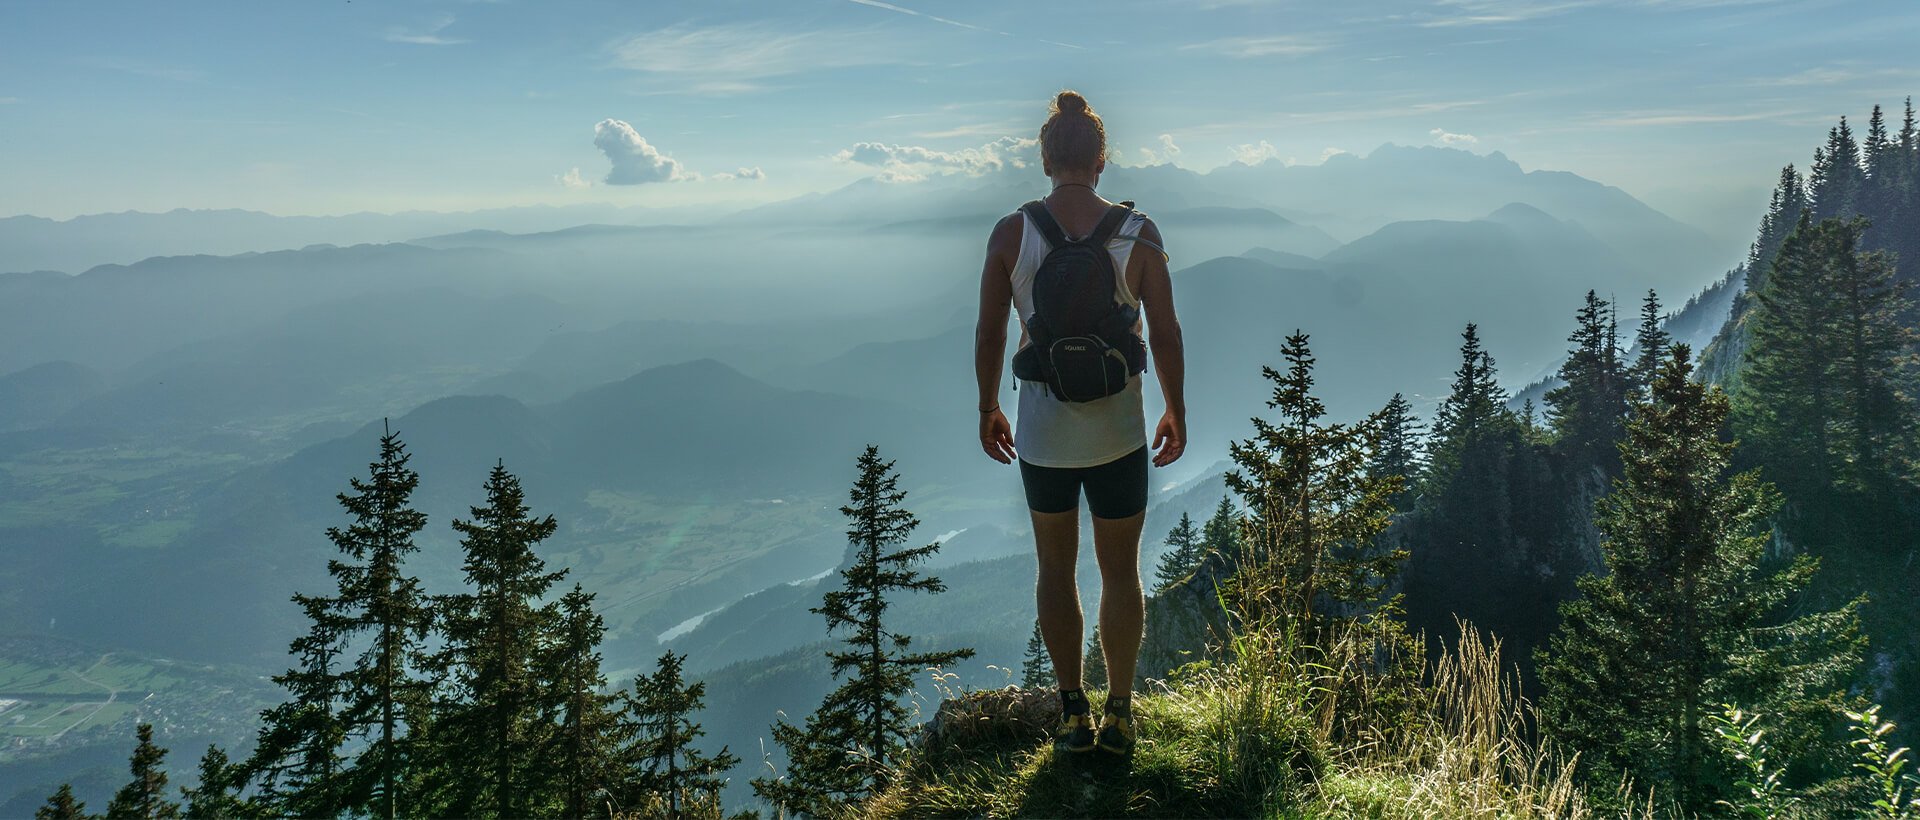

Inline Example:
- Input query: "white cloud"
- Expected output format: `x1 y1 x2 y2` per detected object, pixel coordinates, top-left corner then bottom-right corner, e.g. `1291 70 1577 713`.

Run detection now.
1589 109 1802 127
79 57 205 82
1182 35 1330 58
386 14 467 46
594 119 693 185
844 0 999 34
712 167 767 182
1320 147 1350 163
557 168 591 189
610 23 899 92
1418 0 1788 27
1229 140 1285 165
1430 127 1480 145
835 136 1037 180
1136 134 1182 165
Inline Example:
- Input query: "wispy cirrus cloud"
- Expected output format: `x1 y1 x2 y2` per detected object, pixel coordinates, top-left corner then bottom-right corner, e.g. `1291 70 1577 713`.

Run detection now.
78 57 205 82
842 0 1084 49
385 14 467 46
1587 108 1806 127
844 0 1000 34
1419 0 1792 27
610 23 901 94
1748 64 1920 88
1183 34 1331 58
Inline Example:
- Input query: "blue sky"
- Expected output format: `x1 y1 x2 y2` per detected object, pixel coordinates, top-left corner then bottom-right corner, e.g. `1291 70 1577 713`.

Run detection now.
3 0 1916 231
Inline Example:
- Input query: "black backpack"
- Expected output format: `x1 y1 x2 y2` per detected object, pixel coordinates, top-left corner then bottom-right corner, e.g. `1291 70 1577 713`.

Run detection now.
1011 199 1147 402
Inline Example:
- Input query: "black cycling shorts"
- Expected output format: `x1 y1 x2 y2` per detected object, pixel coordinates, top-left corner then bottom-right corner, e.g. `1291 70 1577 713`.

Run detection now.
1018 446 1149 519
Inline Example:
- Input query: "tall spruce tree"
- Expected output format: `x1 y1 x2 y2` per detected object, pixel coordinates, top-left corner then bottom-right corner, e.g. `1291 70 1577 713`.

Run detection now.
106 723 181 820
1223 331 1407 631
547 584 621 819
1224 331 1418 740
1083 626 1108 690
35 785 85 820
245 593 347 817
1410 323 1567 673
422 462 566 818
1809 118 1864 221
1752 165 1810 280
1628 289 1671 401
1152 512 1203 593
1539 346 1865 813
179 745 248 819
753 446 974 816
1430 323 1508 447
1546 290 1629 477
322 423 433 819
1200 494 1240 563
617 651 738 818
1020 621 1050 688
1735 214 1915 538
1367 392 1424 509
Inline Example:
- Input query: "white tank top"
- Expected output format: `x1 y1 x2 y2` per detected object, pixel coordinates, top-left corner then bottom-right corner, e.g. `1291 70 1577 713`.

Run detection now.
1010 205 1150 469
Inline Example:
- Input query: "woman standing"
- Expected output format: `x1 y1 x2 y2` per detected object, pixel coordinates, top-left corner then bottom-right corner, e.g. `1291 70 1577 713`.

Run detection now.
973 90 1186 756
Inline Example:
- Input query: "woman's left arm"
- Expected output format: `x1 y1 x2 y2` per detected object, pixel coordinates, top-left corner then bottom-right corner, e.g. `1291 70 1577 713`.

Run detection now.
1134 219 1185 467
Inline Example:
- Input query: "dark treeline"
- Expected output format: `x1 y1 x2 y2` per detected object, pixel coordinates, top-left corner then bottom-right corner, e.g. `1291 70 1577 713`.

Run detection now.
42 426 759 819
49 99 1920 819
46 442 970 820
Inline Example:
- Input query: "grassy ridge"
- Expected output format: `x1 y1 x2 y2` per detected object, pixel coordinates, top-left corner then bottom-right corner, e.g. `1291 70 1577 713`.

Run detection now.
865 625 1627 819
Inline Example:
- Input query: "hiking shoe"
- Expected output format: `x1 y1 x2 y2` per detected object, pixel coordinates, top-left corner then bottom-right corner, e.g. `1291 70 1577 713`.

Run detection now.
1055 712 1097 753
1096 712 1135 755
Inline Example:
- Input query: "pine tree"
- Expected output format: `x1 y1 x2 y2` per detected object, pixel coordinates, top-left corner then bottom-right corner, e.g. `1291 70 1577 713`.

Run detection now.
547 584 620 819
1546 290 1629 476
322 423 433 819
1083 626 1108 690
1735 214 1915 538
106 723 181 819
422 462 566 818
1750 165 1809 280
753 446 974 816
1152 512 1203 593
1020 621 1050 688
1538 346 1865 813
1628 289 1671 401
1367 392 1424 508
1199 494 1240 563
1409 323 1569 670
1813 118 1865 220
245 593 347 817
35 785 85 820
179 745 247 819
617 651 739 818
1224 331 1418 740
1224 332 1407 631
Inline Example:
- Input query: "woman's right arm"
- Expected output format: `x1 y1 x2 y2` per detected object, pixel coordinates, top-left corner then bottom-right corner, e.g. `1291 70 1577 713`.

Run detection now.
975 214 1021 464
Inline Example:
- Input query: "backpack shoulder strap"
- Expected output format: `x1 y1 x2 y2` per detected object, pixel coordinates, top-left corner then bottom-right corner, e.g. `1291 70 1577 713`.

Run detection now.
1020 200 1069 249
1087 201 1135 248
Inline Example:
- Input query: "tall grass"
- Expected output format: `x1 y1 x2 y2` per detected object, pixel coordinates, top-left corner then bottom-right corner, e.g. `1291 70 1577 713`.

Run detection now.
1311 620 1653 819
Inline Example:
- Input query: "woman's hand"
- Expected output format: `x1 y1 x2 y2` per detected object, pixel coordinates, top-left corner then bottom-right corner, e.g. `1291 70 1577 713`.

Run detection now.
1151 410 1186 467
980 407 1017 464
